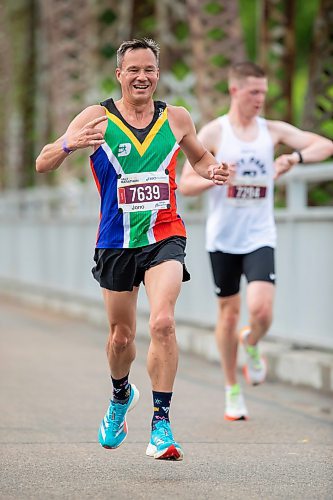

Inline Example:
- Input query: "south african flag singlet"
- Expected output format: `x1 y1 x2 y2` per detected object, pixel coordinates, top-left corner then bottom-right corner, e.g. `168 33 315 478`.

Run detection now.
90 98 186 249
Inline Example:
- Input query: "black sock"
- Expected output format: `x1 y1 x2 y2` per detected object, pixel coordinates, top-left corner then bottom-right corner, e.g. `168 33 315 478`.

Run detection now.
111 373 130 403
152 391 172 429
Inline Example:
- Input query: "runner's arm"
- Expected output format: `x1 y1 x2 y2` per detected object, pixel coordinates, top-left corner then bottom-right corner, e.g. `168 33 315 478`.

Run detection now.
36 106 107 173
179 122 220 196
268 121 333 179
168 106 229 186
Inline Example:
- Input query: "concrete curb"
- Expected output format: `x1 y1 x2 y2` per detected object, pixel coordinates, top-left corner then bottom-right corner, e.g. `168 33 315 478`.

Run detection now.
136 316 333 394
2 289 333 394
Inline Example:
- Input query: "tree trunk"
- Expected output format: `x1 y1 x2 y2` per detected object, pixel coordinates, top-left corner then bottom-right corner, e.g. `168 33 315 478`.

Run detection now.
186 0 246 125
0 0 13 189
258 0 296 122
302 0 333 137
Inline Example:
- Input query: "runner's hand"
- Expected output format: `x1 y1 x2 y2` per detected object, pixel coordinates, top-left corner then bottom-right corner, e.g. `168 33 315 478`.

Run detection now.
66 116 107 151
274 153 299 179
208 162 230 185
225 163 237 184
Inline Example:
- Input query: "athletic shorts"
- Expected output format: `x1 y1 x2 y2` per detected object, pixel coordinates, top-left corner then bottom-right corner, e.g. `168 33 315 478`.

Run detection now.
209 246 275 297
92 236 190 292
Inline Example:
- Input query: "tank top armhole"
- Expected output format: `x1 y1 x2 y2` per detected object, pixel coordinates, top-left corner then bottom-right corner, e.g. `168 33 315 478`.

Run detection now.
214 115 228 160
256 117 274 150
99 97 115 113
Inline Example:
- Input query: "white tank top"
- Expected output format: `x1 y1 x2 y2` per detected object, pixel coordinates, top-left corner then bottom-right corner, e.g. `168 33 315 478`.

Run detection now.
206 114 276 253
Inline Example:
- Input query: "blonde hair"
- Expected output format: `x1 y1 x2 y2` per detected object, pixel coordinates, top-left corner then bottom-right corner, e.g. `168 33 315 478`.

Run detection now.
228 62 266 84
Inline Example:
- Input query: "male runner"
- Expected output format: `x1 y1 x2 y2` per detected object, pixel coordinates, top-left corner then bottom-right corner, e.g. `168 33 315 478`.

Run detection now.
36 38 229 460
179 61 333 421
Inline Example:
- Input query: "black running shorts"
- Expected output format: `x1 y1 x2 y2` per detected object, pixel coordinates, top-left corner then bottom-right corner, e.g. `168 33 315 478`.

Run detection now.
209 246 275 297
92 236 190 292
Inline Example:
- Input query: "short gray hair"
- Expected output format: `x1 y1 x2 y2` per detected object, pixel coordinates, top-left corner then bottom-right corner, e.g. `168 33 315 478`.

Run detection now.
117 38 160 68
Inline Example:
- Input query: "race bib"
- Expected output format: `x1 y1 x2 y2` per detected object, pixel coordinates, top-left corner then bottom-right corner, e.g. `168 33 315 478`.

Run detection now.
117 171 170 212
227 177 268 207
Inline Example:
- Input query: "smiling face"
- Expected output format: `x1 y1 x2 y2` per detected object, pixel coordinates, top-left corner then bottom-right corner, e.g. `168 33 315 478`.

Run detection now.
115 48 159 105
230 76 268 118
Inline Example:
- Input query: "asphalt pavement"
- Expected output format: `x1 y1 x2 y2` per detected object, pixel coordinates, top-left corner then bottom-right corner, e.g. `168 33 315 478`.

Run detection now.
1 297 332 499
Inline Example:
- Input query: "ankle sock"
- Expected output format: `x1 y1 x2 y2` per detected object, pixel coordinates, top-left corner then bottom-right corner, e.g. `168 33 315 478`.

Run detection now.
152 391 172 429
111 373 130 403
225 383 241 396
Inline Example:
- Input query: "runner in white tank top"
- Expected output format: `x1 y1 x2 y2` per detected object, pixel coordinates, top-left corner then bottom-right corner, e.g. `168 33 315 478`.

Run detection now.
206 114 275 254
179 62 333 421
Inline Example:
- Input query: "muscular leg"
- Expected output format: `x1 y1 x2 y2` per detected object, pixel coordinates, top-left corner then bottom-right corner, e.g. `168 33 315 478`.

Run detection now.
246 281 275 345
144 260 184 461
215 293 241 386
102 288 139 379
144 260 183 391
98 288 140 450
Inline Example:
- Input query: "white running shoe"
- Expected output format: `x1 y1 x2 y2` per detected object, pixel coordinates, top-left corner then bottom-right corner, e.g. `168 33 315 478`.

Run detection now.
240 327 267 386
224 384 248 421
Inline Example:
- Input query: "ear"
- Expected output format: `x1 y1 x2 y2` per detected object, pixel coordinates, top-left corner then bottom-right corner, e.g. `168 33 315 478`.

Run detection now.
229 84 237 96
115 67 121 83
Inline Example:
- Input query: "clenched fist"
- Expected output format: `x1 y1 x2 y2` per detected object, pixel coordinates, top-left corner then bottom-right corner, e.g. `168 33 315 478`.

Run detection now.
208 162 230 185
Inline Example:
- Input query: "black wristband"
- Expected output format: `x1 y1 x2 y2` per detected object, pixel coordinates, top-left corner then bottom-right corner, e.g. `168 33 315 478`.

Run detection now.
295 150 304 163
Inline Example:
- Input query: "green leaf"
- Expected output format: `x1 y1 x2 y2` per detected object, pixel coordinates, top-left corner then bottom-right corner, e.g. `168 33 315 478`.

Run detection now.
171 61 190 80
100 44 116 59
210 54 228 67
207 27 225 41
204 2 223 15
99 9 117 25
101 77 118 94
175 21 189 41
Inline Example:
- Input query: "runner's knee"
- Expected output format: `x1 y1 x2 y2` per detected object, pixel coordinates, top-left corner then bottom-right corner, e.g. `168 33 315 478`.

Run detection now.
218 301 240 331
251 304 272 329
108 324 135 353
149 313 175 342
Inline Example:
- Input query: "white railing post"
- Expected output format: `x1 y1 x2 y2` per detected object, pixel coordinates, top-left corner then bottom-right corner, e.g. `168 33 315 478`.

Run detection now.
278 163 333 212
286 178 307 211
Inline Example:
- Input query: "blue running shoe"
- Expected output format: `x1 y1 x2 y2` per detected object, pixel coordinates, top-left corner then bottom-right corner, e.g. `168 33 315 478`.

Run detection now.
98 384 139 449
146 420 184 460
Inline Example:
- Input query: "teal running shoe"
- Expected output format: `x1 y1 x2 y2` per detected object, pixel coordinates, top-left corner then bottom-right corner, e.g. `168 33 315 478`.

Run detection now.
146 420 184 460
98 384 139 449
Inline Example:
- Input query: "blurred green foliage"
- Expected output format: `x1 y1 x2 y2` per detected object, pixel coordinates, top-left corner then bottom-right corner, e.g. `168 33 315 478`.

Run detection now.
204 2 223 15
174 21 189 41
172 61 191 81
308 182 333 207
239 0 332 207
238 0 258 61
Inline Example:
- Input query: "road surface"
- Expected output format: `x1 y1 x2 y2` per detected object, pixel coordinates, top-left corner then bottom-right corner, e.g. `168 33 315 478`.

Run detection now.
1 297 332 499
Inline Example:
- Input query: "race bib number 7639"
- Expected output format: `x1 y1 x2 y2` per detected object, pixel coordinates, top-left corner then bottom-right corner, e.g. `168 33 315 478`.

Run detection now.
117 171 170 212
